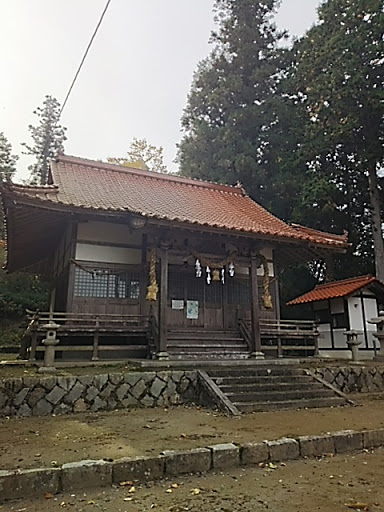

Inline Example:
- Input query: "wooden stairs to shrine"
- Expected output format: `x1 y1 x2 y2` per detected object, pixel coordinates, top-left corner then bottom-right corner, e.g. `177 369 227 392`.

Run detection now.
205 366 348 413
167 328 250 360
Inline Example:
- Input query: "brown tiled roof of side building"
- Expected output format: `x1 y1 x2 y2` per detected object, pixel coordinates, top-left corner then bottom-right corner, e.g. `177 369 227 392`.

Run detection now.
7 154 348 248
287 275 381 305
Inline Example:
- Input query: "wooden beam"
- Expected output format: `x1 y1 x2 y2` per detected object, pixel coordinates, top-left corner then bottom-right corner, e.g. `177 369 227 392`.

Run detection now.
158 245 169 359
249 253 264 359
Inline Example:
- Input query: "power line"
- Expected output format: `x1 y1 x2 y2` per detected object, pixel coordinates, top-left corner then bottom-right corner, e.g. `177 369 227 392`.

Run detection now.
60 0 112 116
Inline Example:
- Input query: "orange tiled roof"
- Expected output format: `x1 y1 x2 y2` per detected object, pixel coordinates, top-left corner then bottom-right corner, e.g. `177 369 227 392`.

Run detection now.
287 275 381 305
7 155 348 247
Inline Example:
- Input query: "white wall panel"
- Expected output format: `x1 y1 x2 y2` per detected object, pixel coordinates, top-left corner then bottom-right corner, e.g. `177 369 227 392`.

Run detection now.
77 221 142 245
75 243 141 264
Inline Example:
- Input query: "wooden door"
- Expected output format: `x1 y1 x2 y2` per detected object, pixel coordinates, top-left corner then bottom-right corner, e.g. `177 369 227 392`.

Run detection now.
168 266 230 329
204 280 223 328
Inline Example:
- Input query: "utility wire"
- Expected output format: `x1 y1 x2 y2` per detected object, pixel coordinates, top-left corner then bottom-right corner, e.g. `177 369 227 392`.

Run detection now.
60 0 112 115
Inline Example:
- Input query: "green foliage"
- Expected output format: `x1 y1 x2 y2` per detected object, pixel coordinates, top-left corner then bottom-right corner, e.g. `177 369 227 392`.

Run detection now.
287 0 384 279
0 243 48 318
22 95 67 185
0 132 18 239
0 132 18 183
108 138 168 173
178 0 288 206
279 265 317 320
0 318 25 347
178 0 383 283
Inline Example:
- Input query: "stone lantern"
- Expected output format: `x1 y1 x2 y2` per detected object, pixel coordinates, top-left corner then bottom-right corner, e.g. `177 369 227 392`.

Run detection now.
38 321 60 373
368 310 384 361
343 330 362 362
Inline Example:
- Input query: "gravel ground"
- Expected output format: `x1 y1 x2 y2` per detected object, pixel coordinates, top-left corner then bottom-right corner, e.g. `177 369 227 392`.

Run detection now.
1 393 384 471
1 449 383 511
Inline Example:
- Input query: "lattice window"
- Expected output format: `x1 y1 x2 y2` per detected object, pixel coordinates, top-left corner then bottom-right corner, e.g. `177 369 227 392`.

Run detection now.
205 282 222 305
227 279 250 305
74 267 140 299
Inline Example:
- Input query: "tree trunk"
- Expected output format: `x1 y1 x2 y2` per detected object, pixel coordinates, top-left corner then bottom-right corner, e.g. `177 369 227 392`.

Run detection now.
367 163 384 282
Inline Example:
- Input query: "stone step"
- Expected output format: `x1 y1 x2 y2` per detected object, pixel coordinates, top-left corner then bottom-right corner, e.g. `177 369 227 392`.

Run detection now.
167 341 247 349
235 396 346 413
168 343 248 351
213 375 313 385
208 367 305 378
218 381 325 393
169 353 250 360
167 334 242 341
227 388 336 403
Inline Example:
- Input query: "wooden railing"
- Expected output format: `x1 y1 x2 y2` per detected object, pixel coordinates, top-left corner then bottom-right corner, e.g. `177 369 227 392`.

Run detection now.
240 318 319 358
238 318 252 352
24 310 150 361
148 310 160 355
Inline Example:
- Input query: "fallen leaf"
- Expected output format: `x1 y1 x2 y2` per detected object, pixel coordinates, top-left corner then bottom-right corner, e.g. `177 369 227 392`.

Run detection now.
166 489 173 493
128 486 136 493
87 499 96 505
124 497 133 502
44 492 54 499
171 483 179 489
119 480 133 487
345 504 370 511
191 488 201 495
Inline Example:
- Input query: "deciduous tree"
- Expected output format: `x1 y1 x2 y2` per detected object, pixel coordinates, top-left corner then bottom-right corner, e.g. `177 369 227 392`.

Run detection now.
108 138 167 173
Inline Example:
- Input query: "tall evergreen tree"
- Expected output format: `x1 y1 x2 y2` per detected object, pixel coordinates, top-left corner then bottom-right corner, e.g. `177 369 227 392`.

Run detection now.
23 95 67 185
178 0 288 206
0 132 18 183
0 133 18 239
289 0 384 280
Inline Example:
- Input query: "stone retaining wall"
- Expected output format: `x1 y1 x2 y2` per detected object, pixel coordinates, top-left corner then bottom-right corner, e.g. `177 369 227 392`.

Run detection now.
314 366 384 393
0 371 197 417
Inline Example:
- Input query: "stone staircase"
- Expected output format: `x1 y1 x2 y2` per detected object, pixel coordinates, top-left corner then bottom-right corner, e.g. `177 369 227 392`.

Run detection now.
167 329 249 360
207 366 347 413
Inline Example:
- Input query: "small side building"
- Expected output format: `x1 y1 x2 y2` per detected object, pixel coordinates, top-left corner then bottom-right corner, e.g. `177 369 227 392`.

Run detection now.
287 275 384 359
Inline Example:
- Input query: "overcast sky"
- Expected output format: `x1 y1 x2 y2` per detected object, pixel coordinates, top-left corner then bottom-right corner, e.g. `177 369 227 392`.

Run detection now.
0 0 322 181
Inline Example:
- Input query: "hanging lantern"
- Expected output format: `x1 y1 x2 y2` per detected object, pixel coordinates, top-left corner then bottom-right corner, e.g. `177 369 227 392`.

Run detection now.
206 266 211 285
212 269 220 282
228 262 235 277
195 259 202 278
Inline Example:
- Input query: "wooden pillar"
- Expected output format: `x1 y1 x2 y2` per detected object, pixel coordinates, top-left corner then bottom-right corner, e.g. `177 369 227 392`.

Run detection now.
249 254 264 359
49 287 56 320
157 246 169 359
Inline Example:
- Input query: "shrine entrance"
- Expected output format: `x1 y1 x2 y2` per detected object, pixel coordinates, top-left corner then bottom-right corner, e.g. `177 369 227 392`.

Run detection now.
167 265 249 330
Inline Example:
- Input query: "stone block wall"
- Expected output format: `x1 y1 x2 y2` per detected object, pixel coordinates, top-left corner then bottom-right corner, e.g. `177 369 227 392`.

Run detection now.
314 366 384 393
0 370 197 417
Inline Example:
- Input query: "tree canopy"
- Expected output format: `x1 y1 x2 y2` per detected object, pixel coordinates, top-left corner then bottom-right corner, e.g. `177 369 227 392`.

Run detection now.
108 138 167 173
178 0 288 207
178 0 384 281
0 132 18 184
286 0 384 280
23 95 67 185
0 132 18 239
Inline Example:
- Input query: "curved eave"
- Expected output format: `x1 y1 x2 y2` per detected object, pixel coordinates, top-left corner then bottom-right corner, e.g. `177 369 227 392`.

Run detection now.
4 191 349 252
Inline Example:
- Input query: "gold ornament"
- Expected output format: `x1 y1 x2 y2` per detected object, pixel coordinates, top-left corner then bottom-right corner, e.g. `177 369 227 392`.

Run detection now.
212 269 220 281
146 249 158 301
